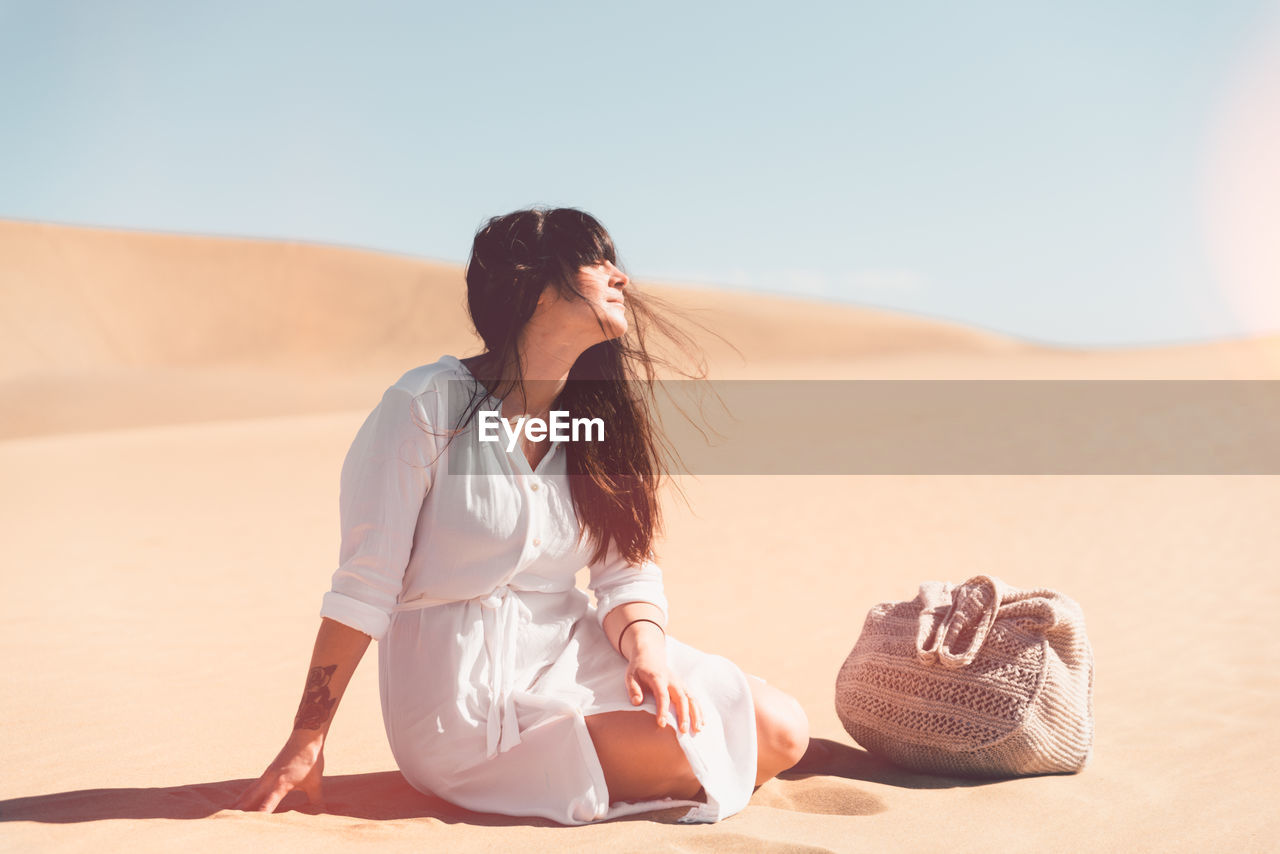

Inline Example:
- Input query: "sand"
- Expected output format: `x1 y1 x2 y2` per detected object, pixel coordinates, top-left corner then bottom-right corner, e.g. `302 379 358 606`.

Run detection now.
2 218 1278 853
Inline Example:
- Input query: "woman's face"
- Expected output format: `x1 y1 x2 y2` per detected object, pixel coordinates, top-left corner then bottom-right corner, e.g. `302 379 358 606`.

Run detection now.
535 259 630 344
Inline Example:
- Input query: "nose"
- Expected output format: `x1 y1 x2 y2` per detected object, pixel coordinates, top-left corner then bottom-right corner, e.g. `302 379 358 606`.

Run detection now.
606 261 629 288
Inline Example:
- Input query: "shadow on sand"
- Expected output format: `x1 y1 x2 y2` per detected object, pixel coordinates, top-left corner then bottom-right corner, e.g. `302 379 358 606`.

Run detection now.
0 737 1005 827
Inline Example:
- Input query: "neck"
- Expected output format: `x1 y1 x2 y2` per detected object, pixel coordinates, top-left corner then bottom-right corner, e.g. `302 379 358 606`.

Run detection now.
492 334 586 419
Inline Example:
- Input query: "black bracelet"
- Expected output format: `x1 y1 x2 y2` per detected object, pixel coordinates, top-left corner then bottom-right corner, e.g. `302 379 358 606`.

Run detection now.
616 617 665 654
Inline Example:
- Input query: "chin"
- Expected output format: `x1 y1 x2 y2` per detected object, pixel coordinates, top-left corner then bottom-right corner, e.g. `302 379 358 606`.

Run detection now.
583 305 627 343
594 313 627 341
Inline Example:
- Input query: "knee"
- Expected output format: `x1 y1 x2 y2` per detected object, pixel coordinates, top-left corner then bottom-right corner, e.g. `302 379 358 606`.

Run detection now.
761 694 810 770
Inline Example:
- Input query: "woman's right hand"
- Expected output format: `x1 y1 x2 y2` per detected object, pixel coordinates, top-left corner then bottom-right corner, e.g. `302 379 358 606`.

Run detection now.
232 731 327 813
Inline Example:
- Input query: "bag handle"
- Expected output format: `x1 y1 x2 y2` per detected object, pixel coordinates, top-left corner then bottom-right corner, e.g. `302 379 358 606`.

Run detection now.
915 575 1003 669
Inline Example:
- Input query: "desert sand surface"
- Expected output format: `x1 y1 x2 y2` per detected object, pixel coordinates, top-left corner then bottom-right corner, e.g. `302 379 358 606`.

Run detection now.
2 219 1278 853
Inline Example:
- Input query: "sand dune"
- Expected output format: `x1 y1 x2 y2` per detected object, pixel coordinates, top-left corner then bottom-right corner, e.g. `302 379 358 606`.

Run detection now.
2 219 1277 852
0 219 1032 377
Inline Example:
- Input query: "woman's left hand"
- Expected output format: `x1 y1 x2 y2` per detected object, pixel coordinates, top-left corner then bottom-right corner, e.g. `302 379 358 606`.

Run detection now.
625 646 704 735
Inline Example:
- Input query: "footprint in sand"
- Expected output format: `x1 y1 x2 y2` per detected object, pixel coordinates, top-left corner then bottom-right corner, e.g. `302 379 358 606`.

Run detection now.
665 833 837 854
749 776 886 816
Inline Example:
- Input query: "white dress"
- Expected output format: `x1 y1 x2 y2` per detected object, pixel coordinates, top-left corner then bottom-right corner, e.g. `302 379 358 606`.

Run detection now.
318 354 761 825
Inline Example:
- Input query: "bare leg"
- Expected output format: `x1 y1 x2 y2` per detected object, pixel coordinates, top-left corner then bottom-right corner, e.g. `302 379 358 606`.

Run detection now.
748 678 811 786
584 679 810 803
583 710 704 803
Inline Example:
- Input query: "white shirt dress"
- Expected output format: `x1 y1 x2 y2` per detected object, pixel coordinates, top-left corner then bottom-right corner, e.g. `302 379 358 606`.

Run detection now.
318 355 761 825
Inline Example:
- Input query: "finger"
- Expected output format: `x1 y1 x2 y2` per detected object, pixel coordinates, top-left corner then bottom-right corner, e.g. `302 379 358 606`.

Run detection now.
256 781 291 814
627 670 644 705
232 778 268 811
672 685 691 734
301 773 325 807
692 696 704 733
653 678 671 728
667 683 688 733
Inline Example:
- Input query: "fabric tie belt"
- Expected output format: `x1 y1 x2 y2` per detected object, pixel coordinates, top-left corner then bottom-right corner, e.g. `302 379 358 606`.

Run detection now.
394 584 534 759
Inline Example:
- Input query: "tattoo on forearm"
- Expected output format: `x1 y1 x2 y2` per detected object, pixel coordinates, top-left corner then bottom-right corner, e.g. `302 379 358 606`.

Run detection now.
294 664 338 730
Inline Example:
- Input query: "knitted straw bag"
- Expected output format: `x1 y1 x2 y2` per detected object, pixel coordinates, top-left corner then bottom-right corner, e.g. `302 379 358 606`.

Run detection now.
834 575 1094 777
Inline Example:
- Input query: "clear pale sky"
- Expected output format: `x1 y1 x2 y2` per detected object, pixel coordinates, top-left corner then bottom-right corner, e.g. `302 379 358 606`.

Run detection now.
3 1 1278 347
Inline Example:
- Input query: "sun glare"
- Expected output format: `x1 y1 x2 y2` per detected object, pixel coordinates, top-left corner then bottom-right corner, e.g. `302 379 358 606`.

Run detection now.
1202 2 1280 374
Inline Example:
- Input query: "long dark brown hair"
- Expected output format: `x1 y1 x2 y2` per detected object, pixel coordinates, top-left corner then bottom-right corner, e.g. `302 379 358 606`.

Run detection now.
451 206 725 567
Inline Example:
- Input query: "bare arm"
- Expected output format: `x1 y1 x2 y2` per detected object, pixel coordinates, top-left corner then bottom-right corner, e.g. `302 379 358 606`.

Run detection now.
291 617 372 734
602 600 667 659
602 601 701 735
233 618 371 812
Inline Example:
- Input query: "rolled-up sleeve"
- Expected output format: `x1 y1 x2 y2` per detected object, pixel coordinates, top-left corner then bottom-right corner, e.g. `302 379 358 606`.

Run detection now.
587 538 670 629
320 384 437 641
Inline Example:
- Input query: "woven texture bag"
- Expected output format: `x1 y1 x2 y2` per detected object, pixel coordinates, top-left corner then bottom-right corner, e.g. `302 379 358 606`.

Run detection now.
834 575 1094 777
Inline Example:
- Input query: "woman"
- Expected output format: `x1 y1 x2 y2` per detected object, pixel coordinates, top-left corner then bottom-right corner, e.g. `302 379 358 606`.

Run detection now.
234 206 810 824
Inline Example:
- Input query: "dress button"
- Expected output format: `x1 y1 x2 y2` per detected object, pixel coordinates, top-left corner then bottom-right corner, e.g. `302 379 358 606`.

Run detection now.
531 483 540 492
532 538 541 547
